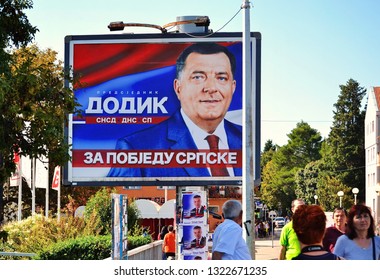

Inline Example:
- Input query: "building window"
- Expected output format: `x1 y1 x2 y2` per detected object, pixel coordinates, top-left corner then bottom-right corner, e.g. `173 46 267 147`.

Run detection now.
156 186 176 190
123 186 142 190
373 173 376 186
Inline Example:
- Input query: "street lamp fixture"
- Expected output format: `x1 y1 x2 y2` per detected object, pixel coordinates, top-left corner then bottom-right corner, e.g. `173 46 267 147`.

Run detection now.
314 195 318 205
352 188 359 205
108 16 210 33
337 191 344 208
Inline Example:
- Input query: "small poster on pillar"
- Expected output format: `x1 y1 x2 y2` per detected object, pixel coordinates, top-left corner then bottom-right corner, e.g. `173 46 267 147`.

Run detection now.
183 253 208 260
180 224 208 256
182 191 207 225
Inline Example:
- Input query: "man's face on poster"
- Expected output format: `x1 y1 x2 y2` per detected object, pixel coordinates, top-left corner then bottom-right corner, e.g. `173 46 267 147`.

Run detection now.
193 227 202 239
193 196 202 208
174 52 236 132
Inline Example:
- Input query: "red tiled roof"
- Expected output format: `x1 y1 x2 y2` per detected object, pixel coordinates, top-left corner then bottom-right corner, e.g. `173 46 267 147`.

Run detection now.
375 87 380 110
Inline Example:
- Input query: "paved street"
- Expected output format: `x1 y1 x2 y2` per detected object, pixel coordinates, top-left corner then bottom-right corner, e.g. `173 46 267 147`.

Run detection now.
254 228 281 260
254 237 280 260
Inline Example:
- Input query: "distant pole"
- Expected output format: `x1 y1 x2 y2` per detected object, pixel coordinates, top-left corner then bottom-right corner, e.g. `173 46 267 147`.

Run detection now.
17 156 22 221
337 191 344 208
52 166 61 221
352 188 359 205
242 0 255 258
45 181 49 217
57 185 61 221
31 157 36 215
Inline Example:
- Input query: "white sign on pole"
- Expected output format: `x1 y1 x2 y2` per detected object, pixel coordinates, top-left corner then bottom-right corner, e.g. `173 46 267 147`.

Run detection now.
35 156 49 189
268 210 277 219
21 155 31 188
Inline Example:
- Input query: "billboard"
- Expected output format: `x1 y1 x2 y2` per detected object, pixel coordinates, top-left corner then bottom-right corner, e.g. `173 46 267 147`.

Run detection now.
64 32 261 186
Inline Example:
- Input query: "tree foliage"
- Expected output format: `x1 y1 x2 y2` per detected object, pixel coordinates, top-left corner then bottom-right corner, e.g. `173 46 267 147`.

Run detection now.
295 160 322 205
261 79 366 213
1 1 80 223
261 122 322 214
315 176 353 211
324 78 366 202
84 188 114 235
0 0 37 73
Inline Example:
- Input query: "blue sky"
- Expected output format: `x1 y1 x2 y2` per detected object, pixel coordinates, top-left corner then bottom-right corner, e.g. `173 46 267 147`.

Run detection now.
25 0 380 149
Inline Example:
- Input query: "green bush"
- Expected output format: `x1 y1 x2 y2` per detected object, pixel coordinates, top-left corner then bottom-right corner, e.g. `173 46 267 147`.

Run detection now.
0 189 152 259
0 214 95 254
127 235 152 250
35 235 111 260
84 188 113 235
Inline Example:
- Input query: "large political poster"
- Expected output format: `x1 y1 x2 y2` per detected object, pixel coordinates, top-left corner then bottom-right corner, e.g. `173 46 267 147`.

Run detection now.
64 32 261 186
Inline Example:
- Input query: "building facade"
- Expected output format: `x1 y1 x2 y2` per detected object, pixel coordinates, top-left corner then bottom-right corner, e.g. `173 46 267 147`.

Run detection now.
364 86 380 230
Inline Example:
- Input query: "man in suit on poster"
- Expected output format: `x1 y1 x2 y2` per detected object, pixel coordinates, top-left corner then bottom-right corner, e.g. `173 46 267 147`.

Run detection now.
107 42 242 178
190 226 207 249
189 194 206 218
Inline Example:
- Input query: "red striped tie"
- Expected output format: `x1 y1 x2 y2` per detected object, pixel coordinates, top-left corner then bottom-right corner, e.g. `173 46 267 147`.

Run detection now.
205 135 229 177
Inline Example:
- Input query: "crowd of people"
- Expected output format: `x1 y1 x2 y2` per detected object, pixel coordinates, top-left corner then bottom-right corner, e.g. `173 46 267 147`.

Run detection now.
278 199 380 260
150 198 380 261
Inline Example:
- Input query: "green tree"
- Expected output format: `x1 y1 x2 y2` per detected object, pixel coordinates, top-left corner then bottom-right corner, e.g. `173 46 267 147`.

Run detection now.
1 9 80 222
0 0 37 73
1 0 38 222
316 176 353 211
324 79 366 202
261 122 322 214
84 188 114 235
83 188 142 236
261 140 277 173
295 160 322 205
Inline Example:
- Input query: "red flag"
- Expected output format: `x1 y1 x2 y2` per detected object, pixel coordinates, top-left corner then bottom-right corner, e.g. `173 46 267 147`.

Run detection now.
10 153 21 187
52 166 61 190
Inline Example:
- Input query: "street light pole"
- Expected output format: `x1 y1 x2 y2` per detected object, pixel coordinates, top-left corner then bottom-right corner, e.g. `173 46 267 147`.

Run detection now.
337 191 344 208
263 204 267 221
314 195 318 205
242 0 255 259
352 188 359 205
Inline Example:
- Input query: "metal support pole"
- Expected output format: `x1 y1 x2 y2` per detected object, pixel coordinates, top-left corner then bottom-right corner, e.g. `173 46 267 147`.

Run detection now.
45 182 49 217
31 157 36 215
242 0 255 259
17 156 22 221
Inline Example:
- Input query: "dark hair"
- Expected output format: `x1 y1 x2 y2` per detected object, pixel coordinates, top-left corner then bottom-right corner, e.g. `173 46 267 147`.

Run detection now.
175 43 236 79
193 195 201 199
332 207 347 218
159 225 169 239
292 205 326 245
193 225 202 230
168 225 174 232
346 204 375 239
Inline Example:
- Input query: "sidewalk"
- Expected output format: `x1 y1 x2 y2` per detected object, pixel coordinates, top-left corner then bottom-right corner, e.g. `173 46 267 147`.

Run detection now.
254 236 280 260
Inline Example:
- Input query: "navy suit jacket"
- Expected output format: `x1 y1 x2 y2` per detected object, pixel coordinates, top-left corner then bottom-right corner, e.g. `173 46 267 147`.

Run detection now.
107 110 242 177
189 206 206 218
190 236 207 249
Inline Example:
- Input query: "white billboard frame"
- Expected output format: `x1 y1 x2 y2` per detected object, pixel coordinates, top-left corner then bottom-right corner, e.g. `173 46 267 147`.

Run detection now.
64 32 261 187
